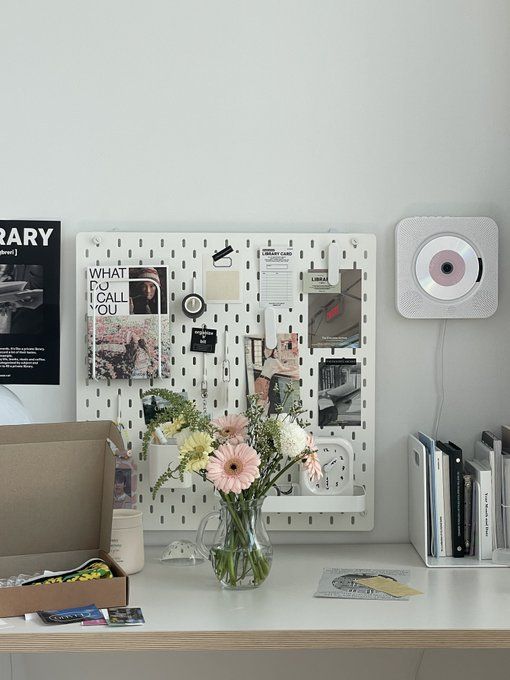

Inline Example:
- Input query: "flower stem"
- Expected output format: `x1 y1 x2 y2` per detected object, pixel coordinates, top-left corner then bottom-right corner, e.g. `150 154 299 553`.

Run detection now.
213 495 270 587
259 456 304 496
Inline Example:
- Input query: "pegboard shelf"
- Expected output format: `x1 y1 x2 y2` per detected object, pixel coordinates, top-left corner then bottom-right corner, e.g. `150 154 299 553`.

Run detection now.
263 485 366 513
76 231 376 533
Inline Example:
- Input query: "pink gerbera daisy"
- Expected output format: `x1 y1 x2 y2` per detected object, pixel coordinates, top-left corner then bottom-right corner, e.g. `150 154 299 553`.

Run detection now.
303 434 322 482
302 451 323 483
206 443 260 494
212 414 249 445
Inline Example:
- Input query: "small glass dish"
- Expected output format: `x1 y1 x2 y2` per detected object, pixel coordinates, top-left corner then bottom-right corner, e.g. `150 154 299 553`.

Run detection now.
160 540 205 566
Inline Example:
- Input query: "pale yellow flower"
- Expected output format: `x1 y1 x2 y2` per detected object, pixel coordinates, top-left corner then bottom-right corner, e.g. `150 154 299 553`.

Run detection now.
179 431 214 472
160 415 186 439
184 451 212 473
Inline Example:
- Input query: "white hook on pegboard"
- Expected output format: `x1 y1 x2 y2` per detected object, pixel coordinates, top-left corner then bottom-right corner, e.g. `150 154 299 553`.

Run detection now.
328 242 340 286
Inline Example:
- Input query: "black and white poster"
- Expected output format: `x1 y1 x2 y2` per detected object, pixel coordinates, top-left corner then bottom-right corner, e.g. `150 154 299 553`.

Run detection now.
0 221 60 384
318 358 361 427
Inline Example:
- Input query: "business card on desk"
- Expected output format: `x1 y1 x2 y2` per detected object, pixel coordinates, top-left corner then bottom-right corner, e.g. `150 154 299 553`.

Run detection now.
38 605 103 625
107 607 145 626
81 609 108 626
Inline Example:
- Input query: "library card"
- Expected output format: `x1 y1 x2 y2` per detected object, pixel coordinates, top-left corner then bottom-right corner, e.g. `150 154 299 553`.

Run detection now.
260 247 295 309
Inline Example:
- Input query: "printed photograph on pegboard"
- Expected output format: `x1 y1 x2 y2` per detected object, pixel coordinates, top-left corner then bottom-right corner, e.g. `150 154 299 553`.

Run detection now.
244 333 300 415
307 268 361 349
318 358 361 427
88 316 170 380
87 264 170 380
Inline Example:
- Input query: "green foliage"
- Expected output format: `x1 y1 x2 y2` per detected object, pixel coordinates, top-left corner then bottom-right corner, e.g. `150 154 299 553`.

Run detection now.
142 386 314 502
141 388 214 459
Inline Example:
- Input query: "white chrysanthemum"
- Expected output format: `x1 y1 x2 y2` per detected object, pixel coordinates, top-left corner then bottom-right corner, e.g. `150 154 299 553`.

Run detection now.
279 420 308 459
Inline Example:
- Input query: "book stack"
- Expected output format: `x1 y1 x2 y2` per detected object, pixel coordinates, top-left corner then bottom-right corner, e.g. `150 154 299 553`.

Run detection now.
419 429 509 560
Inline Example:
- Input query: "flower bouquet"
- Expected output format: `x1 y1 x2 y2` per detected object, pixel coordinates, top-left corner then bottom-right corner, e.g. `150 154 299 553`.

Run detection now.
142 386 322 589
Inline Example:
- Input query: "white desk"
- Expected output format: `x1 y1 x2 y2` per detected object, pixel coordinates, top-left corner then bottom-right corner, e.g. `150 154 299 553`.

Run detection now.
1 544 509 652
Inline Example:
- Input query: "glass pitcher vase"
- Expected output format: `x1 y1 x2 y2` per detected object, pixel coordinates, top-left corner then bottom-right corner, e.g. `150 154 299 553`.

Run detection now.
196 497 273 589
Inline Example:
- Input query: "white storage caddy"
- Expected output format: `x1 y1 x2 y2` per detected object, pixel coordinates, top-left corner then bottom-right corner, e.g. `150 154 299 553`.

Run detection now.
77 231 376 533
408 434 503 567
148 441 191 489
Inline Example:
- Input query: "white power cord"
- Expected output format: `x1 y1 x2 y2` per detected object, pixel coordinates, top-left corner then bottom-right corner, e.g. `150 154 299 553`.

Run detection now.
433 319 447 440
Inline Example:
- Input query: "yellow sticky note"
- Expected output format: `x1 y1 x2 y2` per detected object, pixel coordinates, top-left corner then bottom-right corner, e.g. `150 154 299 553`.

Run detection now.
355 576 423 598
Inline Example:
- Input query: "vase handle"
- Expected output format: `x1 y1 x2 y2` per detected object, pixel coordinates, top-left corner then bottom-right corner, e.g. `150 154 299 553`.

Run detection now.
195 510 219 561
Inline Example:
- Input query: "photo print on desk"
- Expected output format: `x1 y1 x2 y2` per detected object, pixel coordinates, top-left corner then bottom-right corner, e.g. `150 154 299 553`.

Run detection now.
87 265 170 380
244 333 300 415
314 568 411 601
318 358 361 427
0 221 60 385
307 268 361 349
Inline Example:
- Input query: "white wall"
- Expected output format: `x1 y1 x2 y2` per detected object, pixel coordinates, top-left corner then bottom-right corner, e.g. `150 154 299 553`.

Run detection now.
2 0 510 545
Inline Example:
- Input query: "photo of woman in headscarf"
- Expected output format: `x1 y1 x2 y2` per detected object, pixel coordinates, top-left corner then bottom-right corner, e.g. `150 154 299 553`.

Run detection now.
128 267 168 315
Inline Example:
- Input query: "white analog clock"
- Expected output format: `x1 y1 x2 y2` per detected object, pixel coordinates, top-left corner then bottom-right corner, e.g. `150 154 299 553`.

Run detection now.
300 437 354 496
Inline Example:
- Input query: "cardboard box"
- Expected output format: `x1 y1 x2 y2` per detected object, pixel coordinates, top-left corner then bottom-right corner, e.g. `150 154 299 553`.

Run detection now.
0 421 129 617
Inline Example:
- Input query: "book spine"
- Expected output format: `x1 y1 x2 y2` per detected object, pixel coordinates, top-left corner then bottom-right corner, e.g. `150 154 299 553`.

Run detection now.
503 455 510 549
442 453 453 557
426 454 437 556
478 471 493 560
434 449 447 557
449 450 465 557
470 479 478 557
480 433 504 548
494 437 507 548
463 474 473 554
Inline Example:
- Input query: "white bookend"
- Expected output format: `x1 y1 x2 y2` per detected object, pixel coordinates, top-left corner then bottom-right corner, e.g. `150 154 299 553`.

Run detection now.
417 432 442 557
465 459 492 559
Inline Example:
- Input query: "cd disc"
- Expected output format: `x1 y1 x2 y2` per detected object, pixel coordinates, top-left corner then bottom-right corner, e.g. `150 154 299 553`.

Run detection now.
415 235 480 301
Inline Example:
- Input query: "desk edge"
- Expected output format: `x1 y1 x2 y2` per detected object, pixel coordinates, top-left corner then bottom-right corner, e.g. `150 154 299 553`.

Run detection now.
1 629 510 652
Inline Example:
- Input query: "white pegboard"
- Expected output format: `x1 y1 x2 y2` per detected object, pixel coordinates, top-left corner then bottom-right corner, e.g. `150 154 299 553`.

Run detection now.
76 232 376 532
